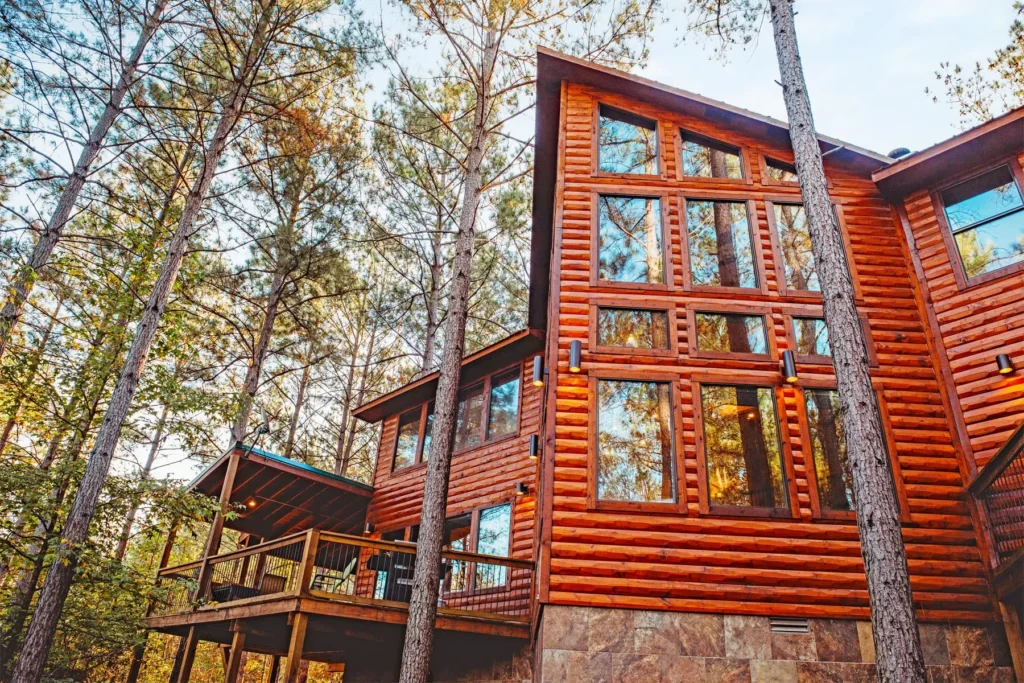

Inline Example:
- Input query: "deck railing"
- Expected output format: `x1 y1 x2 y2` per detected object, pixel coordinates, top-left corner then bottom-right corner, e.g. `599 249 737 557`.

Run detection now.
970 422 1024 570
151 530 533 624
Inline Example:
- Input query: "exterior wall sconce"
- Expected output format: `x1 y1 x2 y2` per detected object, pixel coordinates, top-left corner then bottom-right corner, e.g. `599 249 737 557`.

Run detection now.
532 355 544 387
569 340 582 373
997 353 1015 375
516 482 529 497
782 350 799 384
245 497 257 509
529 434 541 459
363 523 375 535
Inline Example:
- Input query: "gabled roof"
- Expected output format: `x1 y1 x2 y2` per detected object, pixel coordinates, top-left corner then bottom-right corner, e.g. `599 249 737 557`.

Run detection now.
527 47 892 332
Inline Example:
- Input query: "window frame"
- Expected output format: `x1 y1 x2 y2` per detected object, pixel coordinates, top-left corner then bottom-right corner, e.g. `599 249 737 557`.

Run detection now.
592 101 663 179
675 128 751 184
679 195 770 296
590 191 673 292
391 403 433 472
439 500 516 595
586 370 683 513
589 296 677 358
795 382 910 522
691 374 798 519
930 159 1024 290
759 155 801 186
765 199 863 300
686 303 777 363
452 364 525 456
781 306 878 368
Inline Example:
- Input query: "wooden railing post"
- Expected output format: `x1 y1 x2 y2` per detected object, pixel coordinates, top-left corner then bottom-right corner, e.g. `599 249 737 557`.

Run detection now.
296 529 319 597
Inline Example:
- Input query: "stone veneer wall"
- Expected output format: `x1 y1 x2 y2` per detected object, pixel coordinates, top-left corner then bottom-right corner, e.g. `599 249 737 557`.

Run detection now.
536 605 1016 683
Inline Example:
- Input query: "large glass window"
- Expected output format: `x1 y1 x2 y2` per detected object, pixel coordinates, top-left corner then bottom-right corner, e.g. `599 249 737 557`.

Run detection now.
764 157 798 183
597 195 664 284
596 379 675 503
393 409 421 471
804 389 852 512
475 504 511 588
441 504 512 592
773 203 819 292
680 130 742 179
695 313 768 355
597 105 658 175
941 166 1024 279
597 308 670 349
486 370 520 440
793 317 830 358
443 513 473 592
454 384 485 452
685 200 758 289
452 368 522 452
421 403 434 462
700 384 787 510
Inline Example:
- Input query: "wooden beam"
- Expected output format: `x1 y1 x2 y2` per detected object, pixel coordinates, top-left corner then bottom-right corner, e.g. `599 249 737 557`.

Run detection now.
999 601 1024 683
296 529 320 598
282 613 308 683
195 449 242 598
174 627 199 683
224 628 247 683
266 655 281 683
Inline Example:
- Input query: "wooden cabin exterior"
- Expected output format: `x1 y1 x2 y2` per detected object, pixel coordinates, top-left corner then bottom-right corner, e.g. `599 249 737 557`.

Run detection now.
144 48 1024 682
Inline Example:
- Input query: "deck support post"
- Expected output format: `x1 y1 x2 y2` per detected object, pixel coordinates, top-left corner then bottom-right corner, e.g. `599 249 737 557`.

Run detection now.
266 655 281 683
195 448 242 599
297 529 319 597
999 601 1024 683
224 624 246 683
173 627 199 683
283 613 308 683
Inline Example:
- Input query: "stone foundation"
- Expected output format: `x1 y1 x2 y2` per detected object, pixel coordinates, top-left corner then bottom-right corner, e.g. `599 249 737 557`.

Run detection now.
536 605 1016 682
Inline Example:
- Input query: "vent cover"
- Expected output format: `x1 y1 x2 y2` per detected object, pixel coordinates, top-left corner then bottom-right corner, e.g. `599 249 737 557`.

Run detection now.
769 617 809 634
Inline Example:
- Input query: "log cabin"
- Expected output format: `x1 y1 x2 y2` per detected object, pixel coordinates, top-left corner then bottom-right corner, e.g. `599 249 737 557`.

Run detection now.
144 47 1024 682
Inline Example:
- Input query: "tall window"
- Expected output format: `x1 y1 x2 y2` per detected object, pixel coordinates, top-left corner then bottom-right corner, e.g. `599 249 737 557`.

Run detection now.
685 200 758 288
940 166 1024 280
597 104 658 175
764 157 798 183
597 307 670 349
792 317 830 358
454 384 485 451
596 379 675 503
486 370 520 440
700 384 787 511
773 203 819 292
804 389 852 512
442 503 512 591
392 402 434 471
680 130 742 179
597 196 664 284
453 367 522 452
695 313 768 355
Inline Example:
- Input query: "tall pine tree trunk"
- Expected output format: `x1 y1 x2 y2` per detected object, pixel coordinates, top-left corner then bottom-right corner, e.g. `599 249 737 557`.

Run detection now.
340 316 377 477
283 362 310 460
0 298 61 456
10 5 276 676
767 2 925 680
398 29 498 683
231 269 286 443
0 0 170 360
114 401 170 560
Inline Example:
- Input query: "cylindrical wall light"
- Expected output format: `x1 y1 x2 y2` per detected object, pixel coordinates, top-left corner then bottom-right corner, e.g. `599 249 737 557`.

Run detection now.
532 355 544 386
516 482 529 496
529 434 541 459
997 353 1015 375
569 339 582 373
781 350 799 384
363 523 375 535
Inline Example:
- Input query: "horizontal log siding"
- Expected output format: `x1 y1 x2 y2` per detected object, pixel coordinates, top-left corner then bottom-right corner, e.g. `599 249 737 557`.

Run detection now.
544 84 993 623
366 356 541 565
901 155 1024 469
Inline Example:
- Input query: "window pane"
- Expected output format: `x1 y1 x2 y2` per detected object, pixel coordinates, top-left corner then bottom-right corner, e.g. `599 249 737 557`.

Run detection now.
685 200 757 288
773 203 819 292
953 213 1024 279
454 385 484 451
942 166 1023 231
793 317 830 357
701 385 787 509
598 196 664 284
421 403 434 462
443 513 473 592
598 105 657 175
475 504 511 588
597 380 675 503
695 313 767 354
804 389 853 512
765 158 798 183
487 371 520 440
680 132 742 179
393 409 420 470
597 308 670 349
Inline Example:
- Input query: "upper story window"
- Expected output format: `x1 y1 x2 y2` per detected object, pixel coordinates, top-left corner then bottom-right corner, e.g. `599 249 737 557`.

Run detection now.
695 312 768 355
597 104 658 175
596 378 675 503
597 195 664 285
454 367 521 452
940 165 1024 280
684 200 758 289
764 157 798 183
596 307 670 349
699 384 787 512
680 130 743 179
393 402 434 471
772 203 819 292
792 316 830 358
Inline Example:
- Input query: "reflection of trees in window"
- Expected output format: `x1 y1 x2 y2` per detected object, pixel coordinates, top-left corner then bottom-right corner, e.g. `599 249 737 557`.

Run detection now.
804 389 852 511
942 167 1024 278
701 385 787 509
393 409 421 470
686 199 757 288
597 308 669 348
695 313 767 354
598 105 658 175
774 203 819 291
475 504 510 588
443 513 472 592
765 157 798 183
680 132 742 179
597 380 674 502
454 384 484 451
598 196 663 284
486 371 520 440
421 404 434 461
793 317 830 357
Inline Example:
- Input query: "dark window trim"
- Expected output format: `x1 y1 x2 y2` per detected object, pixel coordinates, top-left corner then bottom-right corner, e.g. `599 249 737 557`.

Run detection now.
677 128 749 183
590 191 674 292
391 403 432 473
589 297 678 358
687 305 777 363
594 101 662 178
930 159 1024 289
782 308 878 368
